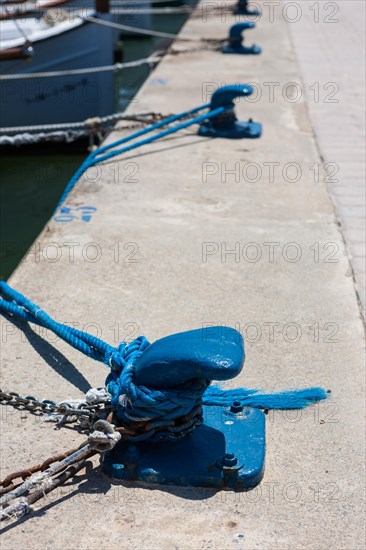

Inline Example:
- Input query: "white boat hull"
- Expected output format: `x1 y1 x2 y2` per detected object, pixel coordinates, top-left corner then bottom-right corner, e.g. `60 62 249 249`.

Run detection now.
0 16 115 127
0 1 153 36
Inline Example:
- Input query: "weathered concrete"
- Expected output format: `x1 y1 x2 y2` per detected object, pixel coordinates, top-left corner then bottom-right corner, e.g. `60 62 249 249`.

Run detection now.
288 0 366 318
1 1 365 549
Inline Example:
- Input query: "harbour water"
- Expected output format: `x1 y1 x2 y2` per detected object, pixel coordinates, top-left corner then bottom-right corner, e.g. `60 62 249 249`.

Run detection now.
0 8 190 280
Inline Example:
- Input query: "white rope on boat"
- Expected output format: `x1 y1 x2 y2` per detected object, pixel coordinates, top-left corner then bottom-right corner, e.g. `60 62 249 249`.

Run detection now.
0 54 162 80
83 14 200 41
111 0 188 5
0 111 156 134
0 130 86 145
110 7 192 14
0 112 160 145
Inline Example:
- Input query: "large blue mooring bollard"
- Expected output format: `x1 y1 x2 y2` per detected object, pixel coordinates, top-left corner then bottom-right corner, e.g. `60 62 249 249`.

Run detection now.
103 327 266 489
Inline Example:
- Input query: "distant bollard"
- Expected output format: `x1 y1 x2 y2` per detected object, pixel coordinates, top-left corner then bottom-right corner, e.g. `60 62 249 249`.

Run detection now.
222 22 262 55
234 0 261 16
198 84 262 139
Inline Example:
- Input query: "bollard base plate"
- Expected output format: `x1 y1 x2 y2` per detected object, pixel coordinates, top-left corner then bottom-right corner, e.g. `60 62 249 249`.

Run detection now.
102 405 265 489
198 119 262 139
222 44 262 55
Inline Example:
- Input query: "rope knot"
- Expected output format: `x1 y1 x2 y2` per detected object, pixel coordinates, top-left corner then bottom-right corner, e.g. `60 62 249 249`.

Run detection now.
88 420 121 452
106 337 150 372
104 334 209 440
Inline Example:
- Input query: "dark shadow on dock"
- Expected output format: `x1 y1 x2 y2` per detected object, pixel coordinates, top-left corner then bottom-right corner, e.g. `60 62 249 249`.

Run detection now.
0 460 97 535
0 459 220 534
0 457 258 533
0 461 255 534
1 312 91 394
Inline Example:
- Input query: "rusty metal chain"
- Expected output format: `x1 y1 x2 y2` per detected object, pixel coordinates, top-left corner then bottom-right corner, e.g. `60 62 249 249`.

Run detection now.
0 384 203 521
1 386 202 443
169 40 223 56
0 446 84 496
0 389 112 427
1 386 204 441
0 420 121 521
98 113 176 139
1 458 88 521
115 404 203 442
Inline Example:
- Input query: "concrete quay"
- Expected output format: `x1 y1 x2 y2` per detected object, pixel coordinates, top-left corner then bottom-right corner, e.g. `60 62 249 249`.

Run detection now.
1 1 365 548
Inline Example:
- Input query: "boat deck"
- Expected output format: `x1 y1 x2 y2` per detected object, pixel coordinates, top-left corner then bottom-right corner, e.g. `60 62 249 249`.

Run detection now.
1 2 365 548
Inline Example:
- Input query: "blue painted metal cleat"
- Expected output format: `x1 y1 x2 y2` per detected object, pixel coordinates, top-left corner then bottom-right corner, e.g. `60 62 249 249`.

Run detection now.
222 22 261 55
234 0 261 16
198 84 262 139
102 326 266 489
133 326 245 388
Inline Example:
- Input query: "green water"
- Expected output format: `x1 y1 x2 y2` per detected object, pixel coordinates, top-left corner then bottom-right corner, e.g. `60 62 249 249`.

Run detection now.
0 155 84 279
0 10 190 280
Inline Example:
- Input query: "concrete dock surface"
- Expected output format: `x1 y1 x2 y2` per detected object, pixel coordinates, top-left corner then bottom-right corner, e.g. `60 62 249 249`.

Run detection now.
288 0 366 317
1 1 365 548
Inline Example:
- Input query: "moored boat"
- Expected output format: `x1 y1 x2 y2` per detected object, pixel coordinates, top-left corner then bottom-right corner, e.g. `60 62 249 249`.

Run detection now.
0 0 153 36
0 9 115 127
0 0 72 20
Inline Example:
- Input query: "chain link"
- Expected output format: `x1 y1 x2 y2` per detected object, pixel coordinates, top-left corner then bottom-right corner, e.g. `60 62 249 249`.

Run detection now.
1 386 203 442
0 446 84 496
1 385 205 440
115 404 203 442
0 421 121 521
169 40 223 56
0 386 203 521
0 389 112 427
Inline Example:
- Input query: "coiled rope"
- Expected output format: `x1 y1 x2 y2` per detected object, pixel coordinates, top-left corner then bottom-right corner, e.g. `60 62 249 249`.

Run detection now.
0 282 328 442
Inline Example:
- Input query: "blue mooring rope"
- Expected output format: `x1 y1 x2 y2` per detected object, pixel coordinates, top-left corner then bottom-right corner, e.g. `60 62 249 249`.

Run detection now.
55 102 228 210
0 282 328 434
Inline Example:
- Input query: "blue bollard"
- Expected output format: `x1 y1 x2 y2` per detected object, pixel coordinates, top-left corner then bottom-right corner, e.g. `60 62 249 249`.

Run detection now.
234 0 261 16
102 327 266 489
198 84 262 139
222 22 262 55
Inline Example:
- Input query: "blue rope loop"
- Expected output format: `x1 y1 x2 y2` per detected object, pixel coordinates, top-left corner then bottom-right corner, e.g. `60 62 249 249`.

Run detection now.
0 281 329 442
103 335 208 439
